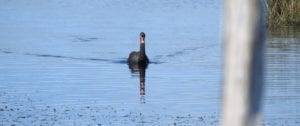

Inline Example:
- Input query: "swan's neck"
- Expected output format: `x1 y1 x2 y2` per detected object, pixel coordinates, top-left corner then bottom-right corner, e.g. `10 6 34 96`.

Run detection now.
140 43 146 56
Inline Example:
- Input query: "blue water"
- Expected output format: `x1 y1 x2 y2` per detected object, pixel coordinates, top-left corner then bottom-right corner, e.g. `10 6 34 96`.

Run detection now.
264 30 300 126
0 0 299 125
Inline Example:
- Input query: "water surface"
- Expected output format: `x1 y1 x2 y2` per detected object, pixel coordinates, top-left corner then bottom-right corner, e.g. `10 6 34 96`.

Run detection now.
0 0 221 125
264 26 300 126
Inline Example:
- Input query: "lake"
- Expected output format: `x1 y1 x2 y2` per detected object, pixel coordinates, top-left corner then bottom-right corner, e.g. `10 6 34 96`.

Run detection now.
264 27 300 126
0 0 299 125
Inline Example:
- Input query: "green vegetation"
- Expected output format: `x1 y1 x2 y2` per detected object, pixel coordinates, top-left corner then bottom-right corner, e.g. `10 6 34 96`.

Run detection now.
267 0 300 28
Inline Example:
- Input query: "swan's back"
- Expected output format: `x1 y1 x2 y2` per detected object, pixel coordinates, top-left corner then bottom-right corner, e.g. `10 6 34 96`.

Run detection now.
128 51 140 65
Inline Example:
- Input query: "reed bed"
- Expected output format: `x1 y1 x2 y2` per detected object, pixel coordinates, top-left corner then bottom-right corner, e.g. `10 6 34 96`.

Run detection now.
266 0 300 28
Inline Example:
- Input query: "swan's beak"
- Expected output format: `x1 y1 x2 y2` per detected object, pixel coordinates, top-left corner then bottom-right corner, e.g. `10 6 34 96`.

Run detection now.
140 37 145 44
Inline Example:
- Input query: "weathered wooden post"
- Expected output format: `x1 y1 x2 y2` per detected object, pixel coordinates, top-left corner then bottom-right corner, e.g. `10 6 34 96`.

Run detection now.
222 0 266 126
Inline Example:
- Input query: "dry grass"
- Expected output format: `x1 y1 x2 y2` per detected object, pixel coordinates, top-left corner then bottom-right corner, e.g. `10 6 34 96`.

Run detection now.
267 0 300 28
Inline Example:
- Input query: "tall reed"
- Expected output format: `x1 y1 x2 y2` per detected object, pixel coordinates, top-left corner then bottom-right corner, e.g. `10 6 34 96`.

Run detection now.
267 0 300 28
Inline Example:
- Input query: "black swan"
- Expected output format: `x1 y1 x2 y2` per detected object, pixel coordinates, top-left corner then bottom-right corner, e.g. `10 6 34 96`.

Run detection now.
127 32 149 69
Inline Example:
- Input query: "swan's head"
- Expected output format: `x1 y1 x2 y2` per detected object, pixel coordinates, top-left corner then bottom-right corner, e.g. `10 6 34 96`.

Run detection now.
140 32 146 43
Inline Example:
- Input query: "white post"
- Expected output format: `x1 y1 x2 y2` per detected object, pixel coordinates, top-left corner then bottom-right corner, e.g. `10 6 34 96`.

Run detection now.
222 0 266 126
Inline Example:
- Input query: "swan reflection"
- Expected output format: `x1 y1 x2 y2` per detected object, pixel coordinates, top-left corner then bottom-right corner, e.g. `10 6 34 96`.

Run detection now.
128 65 147 104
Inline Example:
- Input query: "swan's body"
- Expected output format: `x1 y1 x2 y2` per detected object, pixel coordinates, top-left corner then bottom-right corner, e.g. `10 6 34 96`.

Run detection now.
127 32 149 69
